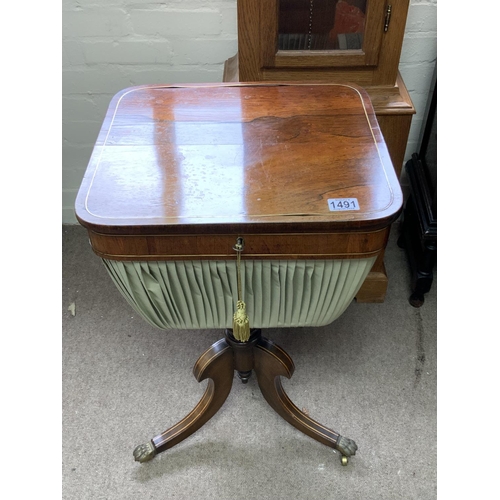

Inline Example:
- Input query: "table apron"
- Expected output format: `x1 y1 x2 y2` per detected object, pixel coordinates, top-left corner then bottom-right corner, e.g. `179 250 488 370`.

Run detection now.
86 228 390 261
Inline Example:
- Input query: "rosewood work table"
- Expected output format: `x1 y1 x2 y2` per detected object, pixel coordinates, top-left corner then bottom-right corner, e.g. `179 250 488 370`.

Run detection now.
75 82 403 466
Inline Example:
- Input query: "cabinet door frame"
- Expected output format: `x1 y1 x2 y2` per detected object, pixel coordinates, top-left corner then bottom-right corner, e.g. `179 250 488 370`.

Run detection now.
237 0 410 86
261 0 386 69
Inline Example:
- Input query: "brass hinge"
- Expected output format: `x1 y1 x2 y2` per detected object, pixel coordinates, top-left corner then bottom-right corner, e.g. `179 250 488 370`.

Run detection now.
384 4 392 32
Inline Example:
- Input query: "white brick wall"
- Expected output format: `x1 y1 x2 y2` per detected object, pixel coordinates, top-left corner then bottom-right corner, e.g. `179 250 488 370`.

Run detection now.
400 0 437 160
62 0 436 224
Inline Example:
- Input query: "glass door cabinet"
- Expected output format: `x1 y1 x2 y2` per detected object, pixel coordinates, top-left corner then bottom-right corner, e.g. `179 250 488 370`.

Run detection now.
274 0 383 72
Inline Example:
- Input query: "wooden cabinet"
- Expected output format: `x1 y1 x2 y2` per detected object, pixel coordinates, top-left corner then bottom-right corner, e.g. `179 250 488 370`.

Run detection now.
223 0 416 303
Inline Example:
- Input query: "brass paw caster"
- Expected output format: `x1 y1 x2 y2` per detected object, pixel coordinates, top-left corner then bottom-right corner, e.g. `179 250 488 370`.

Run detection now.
133 441 157 463
336 435 357 466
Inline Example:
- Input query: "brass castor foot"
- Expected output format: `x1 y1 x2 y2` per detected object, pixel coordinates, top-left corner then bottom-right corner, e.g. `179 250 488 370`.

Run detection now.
133 441 157 463
336 435 357 466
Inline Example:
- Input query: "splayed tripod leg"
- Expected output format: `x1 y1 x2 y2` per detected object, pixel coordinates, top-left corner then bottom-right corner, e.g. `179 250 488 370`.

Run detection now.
133 338 234 463
253 335 358 464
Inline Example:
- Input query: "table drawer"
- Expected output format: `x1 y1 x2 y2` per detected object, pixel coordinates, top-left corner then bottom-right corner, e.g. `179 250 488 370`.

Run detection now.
87 228 389 261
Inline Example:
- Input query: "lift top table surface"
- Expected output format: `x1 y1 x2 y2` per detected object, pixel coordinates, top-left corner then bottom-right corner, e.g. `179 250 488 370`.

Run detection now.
75 83 402 261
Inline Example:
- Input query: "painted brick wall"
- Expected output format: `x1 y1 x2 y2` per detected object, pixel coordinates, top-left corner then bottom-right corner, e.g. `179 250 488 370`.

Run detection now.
399 0 437 166
62 0 437 224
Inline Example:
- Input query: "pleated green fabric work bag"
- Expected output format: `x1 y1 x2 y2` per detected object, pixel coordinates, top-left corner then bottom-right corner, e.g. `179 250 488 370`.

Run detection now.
103 258 376 330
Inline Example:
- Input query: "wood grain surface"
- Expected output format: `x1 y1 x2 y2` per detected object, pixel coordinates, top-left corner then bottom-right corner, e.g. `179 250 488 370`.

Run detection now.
75 83 402 260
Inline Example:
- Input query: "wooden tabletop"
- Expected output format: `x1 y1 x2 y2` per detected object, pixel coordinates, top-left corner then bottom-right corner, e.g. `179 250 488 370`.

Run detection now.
75 83 402 236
